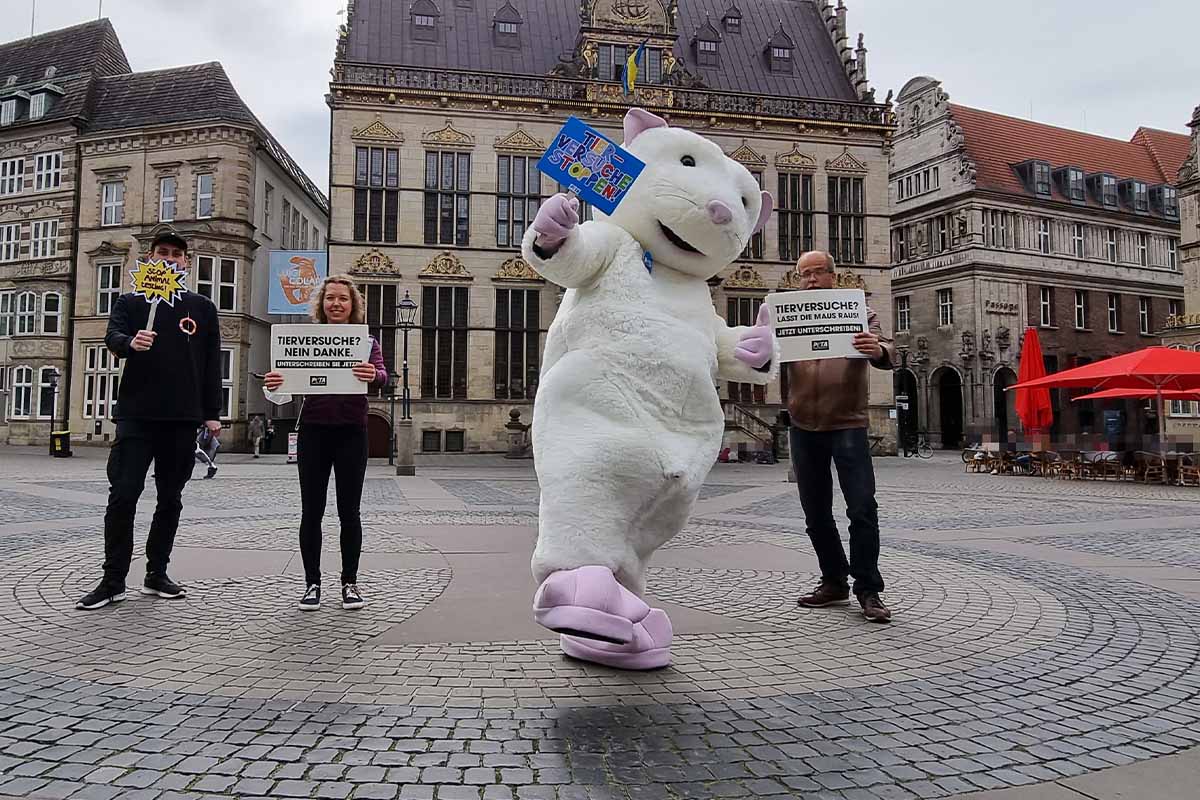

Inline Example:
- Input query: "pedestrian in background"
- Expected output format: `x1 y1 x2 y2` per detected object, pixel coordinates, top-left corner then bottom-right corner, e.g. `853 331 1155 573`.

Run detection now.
249 414 266 458
264 275 387 611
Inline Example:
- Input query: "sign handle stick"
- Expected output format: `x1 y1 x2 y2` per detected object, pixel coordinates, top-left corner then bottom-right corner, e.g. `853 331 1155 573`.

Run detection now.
146 298 159 331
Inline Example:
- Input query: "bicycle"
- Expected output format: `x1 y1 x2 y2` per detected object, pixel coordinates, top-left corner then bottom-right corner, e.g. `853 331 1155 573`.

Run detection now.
902 430 933 459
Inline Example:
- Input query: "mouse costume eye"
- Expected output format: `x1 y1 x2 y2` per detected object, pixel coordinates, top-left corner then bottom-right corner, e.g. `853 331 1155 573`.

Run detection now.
741 196 749 207
680 155 696 167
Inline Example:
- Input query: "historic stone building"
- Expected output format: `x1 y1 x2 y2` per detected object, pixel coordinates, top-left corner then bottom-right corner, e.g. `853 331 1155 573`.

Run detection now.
1163 103 1200 442
329 0 897 456
889 76 1188 449
0 20 326 447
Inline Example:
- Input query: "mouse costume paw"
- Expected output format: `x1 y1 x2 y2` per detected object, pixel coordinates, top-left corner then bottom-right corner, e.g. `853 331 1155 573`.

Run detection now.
560 608 673 670
533 565 650 644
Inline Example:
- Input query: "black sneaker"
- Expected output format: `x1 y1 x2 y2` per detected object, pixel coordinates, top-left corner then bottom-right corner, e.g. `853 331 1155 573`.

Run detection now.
299 584 321 611
342 584 365 610
205 466 217 479
76 582 126 611
141 573 187 599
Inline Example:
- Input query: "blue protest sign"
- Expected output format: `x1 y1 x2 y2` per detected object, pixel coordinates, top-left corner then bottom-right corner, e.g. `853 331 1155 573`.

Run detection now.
537 117 645 216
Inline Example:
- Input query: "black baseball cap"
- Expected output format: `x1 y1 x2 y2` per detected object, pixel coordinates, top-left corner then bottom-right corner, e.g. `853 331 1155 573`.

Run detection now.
149 232 189 253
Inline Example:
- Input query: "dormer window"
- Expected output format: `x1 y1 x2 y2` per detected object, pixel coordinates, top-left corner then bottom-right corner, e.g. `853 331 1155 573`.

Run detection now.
1100 174 1117 206
29 93 46 121
694 19 722 67
0 100 15 127
1033 162 1051 196
1150 185 1179 219
1053 166 1085 203
722 2 741 31
766 24 795 72
698 40 719 65
410 0 440 40
1119 179 1149 213
492 1 522 46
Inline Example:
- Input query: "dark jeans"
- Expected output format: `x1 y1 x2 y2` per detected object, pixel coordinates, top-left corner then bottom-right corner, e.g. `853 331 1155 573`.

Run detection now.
297 424 368 586
102 420 198 587
789 426 885 596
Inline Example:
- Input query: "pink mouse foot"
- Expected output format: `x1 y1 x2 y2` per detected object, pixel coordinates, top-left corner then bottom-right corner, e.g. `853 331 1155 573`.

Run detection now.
533 566 650 645
560 608 673 670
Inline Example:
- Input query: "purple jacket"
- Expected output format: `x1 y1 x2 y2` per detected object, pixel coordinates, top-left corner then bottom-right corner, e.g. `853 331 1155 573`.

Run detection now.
301 336 388 427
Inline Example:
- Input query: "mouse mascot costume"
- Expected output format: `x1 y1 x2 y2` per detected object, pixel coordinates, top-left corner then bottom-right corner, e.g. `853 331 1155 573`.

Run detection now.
521 108 779 670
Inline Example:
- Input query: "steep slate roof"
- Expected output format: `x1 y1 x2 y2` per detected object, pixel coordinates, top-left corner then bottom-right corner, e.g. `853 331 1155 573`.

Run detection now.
343 0 857 101
0 19 130 128
950 104 1189 202
88 63 258 131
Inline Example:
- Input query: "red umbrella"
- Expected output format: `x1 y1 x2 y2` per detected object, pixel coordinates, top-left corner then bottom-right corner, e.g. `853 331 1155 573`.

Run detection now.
1015 328 1053 434
1072 387 1200 403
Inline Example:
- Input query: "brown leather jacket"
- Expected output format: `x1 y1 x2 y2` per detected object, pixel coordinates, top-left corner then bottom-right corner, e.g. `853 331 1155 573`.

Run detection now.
786 308 895 432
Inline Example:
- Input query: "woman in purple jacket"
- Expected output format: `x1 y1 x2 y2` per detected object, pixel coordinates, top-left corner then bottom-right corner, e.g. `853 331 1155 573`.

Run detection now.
264 275 388 611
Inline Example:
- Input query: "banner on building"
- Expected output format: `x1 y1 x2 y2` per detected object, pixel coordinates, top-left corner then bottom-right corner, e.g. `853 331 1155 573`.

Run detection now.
268 251 327 315
538 116 645 216
269 324 371 395
768 289 869 362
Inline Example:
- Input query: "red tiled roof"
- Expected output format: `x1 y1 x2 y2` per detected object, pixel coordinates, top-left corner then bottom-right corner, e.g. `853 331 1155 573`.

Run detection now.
1132 127 1191 183
949 104 1189 200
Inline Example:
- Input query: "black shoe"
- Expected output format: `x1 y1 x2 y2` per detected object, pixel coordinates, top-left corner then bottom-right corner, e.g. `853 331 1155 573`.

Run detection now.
299 584 321 611
859 592 893 623
76 582 126 610
342 583 365 610
141 573 187 599
797 580 851 608
205 466 217 479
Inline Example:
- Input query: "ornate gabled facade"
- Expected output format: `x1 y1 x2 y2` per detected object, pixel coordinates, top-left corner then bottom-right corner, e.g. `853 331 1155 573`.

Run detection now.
329 0 896 455
890 76 1187 450
0 20 327 447
1162 104 1200 441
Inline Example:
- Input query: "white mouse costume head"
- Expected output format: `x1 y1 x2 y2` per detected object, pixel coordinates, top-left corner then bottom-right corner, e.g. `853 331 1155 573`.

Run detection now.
598 108 773 280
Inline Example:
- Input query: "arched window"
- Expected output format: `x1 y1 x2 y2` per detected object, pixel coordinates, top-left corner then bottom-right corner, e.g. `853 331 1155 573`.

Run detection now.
10 365 32 419
15 291 36 335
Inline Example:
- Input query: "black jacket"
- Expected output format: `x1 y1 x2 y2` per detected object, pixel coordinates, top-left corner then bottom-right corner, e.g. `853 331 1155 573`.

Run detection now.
107 291 222 423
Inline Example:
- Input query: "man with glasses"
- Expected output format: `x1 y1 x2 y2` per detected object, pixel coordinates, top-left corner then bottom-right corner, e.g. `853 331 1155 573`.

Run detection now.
788 250 896 622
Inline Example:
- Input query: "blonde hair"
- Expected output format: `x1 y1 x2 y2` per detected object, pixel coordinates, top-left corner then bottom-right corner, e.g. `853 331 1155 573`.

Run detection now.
311 274 366 324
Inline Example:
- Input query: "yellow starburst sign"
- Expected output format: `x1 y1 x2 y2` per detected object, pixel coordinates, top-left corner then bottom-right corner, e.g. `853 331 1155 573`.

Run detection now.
130 260 187 306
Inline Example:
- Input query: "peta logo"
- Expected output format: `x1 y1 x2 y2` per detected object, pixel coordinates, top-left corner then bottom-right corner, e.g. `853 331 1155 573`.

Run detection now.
812 340 830 352
309 375 328 386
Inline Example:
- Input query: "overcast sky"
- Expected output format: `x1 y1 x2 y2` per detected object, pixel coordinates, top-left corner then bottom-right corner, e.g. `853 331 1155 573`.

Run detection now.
4 0 1198 193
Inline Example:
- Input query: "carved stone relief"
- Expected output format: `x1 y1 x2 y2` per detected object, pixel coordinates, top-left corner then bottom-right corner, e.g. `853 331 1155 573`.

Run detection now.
420 250 473 280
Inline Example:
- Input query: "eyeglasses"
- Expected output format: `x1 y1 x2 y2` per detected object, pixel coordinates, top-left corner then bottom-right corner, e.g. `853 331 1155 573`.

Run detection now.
797 269 831 279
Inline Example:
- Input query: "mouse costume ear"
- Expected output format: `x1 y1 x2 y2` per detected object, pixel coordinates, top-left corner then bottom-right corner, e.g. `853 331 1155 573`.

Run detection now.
754 191 774 235
623 108 668 144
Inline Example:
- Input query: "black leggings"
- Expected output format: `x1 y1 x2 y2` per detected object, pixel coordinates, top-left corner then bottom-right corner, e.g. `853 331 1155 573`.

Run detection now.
296 423 368 586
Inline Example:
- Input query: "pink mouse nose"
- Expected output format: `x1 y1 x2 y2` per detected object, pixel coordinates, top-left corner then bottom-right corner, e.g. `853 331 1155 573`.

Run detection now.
706 200 733 225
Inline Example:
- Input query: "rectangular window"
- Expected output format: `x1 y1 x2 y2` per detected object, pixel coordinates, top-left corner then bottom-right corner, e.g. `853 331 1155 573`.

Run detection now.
494 288 541 400
1033 162 1051 195
1134 182 1148 212
414 13 435 26
828 176 865 265
31 219 57 259
740 171 764 259
196 255 237 312
496 155 541 248
291 207 300 249
896 296 910 333
1074 290 1087 330
220 348 234 419
922 170 930 193
421 285 470 399
937 216 948 253
1072 223 1085 258
41 292 61 334
497 21 518 34
937 288 953 327
0 290 12 336
159 176 176 222
1101 175 1117 206
1108 293 1120 332
34 152 61 191
1163 187 1179 218
263 182 274 236
1040 287 1054 327
353 145 400 243
37 367 56 420
1139 297 1151 334
281 199 291 247
894 227 906 262
1169 299 1182 319
300 217 309 250
1168 239 1178 270
933 166 939 188
196 173 214 218
1137 233 1148 266
698 40 719 66
986 210 1009 248
16 291 36 335
0 157 23 195
83 345 121 420
726 296 767 404
424 151 471 246
1037 218 1051 254
1106 227 1118 263
10 366 31 419
0 100 16 126
0 222 19 262
1068 168 1084 201
905 175 912 198
101 181 124 226
97 261 121 315
29 93 46 120
363 283 397 397
777 173 813 262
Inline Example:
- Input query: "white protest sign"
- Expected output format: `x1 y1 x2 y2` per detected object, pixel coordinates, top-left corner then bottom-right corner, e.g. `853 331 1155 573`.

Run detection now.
768 289 868 362
270 324 372 395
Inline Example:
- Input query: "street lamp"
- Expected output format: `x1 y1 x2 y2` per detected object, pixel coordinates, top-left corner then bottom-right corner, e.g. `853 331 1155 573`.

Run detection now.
394 290 419 475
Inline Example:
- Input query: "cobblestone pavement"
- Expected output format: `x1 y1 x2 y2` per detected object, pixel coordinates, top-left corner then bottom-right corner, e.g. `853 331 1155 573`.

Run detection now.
1 448 1199 799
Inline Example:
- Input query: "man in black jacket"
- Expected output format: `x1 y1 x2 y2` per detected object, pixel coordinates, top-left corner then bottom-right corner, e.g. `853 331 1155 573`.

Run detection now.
77 232 223 610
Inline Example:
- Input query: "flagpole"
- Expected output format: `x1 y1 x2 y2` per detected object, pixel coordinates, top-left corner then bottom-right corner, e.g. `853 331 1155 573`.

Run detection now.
30 0 36 36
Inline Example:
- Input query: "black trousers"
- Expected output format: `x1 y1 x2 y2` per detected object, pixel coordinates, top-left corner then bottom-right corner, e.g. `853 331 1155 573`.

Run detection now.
297 424 368 586
789 426 885 596
102 420 198 587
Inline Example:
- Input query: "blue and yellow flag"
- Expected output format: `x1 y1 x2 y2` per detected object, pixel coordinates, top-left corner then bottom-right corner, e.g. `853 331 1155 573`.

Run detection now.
623 40 648 96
